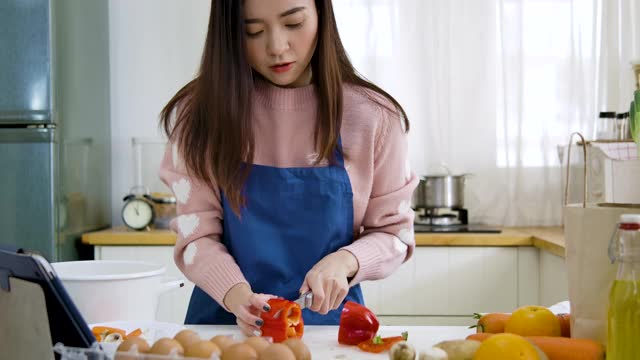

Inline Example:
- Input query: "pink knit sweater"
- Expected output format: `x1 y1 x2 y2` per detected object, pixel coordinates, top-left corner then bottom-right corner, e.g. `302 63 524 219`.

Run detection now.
159 79 418 310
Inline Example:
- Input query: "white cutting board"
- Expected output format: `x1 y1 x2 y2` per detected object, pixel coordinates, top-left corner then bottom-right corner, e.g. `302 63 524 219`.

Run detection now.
190 325 475 359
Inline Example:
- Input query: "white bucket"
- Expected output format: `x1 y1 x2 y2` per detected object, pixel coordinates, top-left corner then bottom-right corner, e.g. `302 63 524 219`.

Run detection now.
52 260 184 324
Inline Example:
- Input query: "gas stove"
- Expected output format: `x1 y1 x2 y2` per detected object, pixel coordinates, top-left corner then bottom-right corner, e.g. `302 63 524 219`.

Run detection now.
413 207 502 233
414 223 502 233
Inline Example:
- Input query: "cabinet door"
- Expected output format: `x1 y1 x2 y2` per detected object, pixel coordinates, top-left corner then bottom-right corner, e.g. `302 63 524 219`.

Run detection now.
446 247 518 314
518 247 540 307
362 247 521 316
377 316 474 327
539 251 569 307
359 248 420 315
95 246 194 324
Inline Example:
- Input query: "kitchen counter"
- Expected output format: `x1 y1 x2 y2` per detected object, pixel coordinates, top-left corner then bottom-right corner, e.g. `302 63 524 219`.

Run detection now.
185 325 474 359
415 227 565 257
82 227 177 246
83 226 565 257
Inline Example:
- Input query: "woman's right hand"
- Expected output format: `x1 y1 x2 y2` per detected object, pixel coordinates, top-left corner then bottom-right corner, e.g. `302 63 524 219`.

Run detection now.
224 283 275 337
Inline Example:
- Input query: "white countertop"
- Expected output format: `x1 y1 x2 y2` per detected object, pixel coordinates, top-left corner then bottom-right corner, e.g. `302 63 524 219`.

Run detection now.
185 325 475 359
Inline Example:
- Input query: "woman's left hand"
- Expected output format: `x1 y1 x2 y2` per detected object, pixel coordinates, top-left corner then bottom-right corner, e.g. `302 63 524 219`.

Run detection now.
299 250 359 315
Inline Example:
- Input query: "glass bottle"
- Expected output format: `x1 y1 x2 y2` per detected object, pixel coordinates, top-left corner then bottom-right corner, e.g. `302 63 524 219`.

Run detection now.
607 214 640 359
596 111 617 140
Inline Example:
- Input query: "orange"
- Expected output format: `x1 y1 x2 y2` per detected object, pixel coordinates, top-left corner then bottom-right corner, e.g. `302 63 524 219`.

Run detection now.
505 306 561 337
473 333 540 360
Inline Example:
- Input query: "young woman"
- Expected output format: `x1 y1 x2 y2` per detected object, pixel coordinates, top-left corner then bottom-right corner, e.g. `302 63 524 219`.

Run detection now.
159 0 417 337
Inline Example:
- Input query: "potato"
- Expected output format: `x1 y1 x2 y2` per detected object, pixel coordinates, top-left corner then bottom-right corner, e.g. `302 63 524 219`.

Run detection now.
433 340 481 360
418 347 448 360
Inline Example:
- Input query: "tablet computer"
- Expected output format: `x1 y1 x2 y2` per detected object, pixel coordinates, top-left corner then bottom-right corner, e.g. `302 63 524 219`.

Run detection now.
0 246 96 357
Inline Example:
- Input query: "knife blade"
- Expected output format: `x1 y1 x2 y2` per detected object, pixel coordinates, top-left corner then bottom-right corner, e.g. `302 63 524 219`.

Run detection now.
293 291 313 309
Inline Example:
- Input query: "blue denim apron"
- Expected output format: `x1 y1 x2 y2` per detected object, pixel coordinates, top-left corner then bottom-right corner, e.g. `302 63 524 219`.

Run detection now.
185 142 364 325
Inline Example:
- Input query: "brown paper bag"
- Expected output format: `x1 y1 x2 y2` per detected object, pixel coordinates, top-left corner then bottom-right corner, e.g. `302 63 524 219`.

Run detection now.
563 133 640 344
564 203 640 343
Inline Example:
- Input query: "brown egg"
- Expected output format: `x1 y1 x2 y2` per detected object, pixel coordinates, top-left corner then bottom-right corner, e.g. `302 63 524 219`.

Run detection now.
244 336 271 353
184 340 221 358
114 352 139 360
174 329 201 348
149 337 184 356
210 335 237 351
259 343 296 360
221 343 258 360
116 337 150 353
114 337 150 360
282 338 311 360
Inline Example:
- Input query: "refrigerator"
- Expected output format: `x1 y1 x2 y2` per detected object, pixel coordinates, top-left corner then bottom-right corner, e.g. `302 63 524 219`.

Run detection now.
0 0 111 261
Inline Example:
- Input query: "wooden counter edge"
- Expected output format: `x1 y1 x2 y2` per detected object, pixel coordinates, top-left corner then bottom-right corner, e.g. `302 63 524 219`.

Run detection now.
82 226 566 257
415 227 566 258
83 228 532 247
82 227 177 246
414 233 532 247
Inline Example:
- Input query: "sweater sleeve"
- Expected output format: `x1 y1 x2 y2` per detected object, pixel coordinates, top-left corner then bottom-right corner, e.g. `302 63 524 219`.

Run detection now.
159 141 248 311
341 105 419 285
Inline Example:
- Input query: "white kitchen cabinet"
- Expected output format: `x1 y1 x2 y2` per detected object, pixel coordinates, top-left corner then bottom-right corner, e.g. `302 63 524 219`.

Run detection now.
539 251 569 307
517 247 541 307
95 246 193 324
377 316 475 327
361 247 537 317
94 244 565 325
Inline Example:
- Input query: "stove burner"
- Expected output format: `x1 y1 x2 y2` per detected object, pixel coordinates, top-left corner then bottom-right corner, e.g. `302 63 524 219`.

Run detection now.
433 214 459 226
414 208 468 226
412 207 501 233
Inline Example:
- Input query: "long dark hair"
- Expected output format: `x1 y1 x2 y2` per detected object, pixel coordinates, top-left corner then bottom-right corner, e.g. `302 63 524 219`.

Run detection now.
161 0 409 214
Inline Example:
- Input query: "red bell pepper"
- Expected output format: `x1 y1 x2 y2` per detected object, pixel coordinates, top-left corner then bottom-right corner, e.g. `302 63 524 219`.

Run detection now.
338 301 380 345
260 298 304 343
357 332 408 353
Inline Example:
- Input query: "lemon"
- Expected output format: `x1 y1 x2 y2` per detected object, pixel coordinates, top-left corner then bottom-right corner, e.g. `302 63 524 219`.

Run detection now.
473 333 540 360
505 305 561 337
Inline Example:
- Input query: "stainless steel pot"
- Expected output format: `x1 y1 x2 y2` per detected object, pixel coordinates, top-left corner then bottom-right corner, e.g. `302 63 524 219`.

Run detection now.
412 174 467 209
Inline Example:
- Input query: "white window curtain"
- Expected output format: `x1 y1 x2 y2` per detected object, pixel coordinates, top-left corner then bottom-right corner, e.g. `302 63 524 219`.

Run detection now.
334 0 640 226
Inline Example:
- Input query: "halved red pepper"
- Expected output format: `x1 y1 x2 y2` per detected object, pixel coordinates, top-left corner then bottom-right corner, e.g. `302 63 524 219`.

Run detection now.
260 298 304 343
338 301 380 345
357 332 408 353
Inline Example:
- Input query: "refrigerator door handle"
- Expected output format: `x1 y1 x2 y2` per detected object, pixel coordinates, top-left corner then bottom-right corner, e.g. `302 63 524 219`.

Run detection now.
0 127 56 143
0 111 51 123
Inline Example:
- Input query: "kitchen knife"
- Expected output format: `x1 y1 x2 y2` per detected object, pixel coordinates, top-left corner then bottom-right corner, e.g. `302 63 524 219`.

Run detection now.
293 291 313 309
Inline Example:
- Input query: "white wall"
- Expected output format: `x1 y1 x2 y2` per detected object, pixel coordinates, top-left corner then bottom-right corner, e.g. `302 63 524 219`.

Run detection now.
107 1 639 227
109 0 209 225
